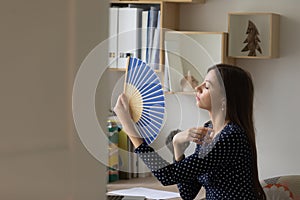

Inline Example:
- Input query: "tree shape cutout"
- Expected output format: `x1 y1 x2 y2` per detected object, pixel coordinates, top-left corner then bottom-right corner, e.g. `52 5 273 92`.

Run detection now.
241 20 262 56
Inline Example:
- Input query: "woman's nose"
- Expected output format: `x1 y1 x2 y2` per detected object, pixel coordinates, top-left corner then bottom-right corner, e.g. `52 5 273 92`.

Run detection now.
195 84 202 93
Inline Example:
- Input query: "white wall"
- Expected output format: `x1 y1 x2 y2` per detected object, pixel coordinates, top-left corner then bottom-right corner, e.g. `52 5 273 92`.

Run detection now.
177 0 300 179
72 0 109 199
0 0 109 199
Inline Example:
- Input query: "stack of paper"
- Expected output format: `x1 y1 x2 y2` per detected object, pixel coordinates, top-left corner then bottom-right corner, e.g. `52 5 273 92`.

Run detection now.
107 187 180 200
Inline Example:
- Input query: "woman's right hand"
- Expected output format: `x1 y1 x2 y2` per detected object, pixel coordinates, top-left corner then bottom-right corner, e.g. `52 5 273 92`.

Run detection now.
114 93 143 147
113 93 132 129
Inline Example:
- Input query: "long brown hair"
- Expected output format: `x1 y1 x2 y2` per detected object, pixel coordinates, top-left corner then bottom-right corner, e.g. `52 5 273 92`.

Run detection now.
208 64 266 200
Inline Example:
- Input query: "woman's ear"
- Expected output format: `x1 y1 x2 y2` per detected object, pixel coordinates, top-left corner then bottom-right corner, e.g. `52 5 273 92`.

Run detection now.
221 98 226 111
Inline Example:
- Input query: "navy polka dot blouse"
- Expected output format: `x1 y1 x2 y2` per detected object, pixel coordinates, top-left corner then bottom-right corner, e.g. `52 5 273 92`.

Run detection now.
134 121 258 200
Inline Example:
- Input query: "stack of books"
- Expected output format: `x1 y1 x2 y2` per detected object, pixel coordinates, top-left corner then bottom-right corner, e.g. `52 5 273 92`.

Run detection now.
108 4 161 70
107 115 151 182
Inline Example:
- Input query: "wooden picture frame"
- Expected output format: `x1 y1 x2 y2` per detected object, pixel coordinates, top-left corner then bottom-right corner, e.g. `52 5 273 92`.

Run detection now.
228 12 280 59
164 31 234 93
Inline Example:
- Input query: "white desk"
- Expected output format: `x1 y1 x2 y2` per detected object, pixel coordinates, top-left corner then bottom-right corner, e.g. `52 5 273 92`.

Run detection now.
107 176 205 200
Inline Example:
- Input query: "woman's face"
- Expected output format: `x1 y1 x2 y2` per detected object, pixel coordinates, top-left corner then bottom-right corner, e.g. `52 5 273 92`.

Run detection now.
195 70 213 111
195 69 222 112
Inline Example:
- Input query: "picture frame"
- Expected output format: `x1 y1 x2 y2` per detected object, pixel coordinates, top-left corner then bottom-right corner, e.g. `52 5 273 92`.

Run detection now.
228 12 280 59
164 31 234 93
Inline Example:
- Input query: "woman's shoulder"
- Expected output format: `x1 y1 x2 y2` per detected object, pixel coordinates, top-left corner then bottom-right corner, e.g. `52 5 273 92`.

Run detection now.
221 121 247 139
226 121 244 132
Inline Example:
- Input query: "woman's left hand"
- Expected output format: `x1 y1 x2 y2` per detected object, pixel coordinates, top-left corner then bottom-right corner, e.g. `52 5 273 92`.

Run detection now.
173 127 213 161
173 127 213 145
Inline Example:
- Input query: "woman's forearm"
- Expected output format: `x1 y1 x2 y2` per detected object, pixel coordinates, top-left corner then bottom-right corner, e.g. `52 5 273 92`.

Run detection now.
127 134 143 148
122 121 143 148
173 140 185 162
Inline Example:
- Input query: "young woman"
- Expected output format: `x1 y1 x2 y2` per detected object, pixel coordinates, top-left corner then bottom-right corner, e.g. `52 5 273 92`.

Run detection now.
114 64 266 200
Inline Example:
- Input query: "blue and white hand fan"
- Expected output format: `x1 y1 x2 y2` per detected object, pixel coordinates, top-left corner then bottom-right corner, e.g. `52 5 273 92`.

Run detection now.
124 57 165 144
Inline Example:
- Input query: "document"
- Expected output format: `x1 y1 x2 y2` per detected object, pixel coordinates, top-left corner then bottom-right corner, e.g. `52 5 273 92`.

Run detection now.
107 187 180 199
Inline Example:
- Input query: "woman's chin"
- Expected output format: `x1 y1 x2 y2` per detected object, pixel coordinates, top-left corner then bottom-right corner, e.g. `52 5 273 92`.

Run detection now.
196 102 208 110
196 102 202 108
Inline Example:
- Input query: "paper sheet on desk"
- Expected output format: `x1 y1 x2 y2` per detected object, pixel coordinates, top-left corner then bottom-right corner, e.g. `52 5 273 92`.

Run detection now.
107 187 180 199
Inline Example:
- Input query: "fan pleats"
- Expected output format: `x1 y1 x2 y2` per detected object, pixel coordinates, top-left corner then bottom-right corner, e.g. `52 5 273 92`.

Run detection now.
124 57 165 144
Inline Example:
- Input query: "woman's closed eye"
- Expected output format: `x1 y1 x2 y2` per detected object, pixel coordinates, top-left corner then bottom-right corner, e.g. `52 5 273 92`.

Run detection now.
205 83 210 89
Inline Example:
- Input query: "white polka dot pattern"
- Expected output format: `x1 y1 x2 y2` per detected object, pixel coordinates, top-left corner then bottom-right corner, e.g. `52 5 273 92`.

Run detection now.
134 122 258 200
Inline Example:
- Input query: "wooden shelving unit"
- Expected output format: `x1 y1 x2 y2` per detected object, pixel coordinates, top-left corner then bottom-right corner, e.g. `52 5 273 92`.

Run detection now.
110 0 182 71
109 0 236 95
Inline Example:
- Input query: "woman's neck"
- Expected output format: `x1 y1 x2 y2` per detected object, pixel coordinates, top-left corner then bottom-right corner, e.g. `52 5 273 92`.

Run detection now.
209 112 229 138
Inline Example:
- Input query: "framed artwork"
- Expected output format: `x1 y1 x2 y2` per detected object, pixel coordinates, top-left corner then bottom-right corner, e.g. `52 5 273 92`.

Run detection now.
164 31 234 93
228 12 280 59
